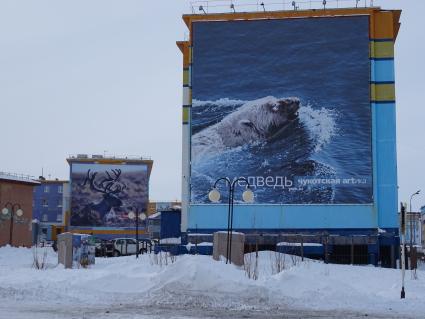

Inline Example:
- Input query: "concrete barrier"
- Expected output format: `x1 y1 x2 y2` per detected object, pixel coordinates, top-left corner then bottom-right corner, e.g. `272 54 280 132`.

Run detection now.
213 231 245 266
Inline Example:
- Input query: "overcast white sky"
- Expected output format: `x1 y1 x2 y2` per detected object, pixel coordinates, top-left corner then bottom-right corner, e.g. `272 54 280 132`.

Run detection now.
0 0 424 209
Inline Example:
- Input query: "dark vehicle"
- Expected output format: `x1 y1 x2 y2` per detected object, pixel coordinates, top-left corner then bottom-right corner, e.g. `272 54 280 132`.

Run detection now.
94 238 114 257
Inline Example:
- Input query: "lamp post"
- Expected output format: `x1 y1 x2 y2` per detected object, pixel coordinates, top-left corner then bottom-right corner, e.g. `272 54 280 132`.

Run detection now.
208 177 254 264
409 190 420 269
128 209 147 259
1 202 24 246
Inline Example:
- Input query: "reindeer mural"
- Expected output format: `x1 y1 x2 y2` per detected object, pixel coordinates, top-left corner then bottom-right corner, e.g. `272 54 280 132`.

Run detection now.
71 169 127 226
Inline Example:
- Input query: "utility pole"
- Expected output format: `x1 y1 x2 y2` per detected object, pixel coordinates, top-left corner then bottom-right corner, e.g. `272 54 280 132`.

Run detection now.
400 202 406 299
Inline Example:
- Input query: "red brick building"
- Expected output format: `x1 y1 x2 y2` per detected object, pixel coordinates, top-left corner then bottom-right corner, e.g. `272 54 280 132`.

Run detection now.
0 172 40 247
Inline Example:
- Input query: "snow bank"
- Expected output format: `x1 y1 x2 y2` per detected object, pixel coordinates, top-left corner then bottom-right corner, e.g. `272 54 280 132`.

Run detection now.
1 246 425 317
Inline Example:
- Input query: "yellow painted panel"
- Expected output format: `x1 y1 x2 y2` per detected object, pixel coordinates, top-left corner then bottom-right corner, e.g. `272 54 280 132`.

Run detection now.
183 69 189 86
371 83 395 101
370 41 394 58
183 107 190 123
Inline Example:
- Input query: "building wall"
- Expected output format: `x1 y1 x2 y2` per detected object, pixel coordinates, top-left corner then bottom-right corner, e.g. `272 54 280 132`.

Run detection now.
33 180 69 241
179 8 401 233
67 157 153 239
404 213 422 246
33 181 68 224
0 181 35 247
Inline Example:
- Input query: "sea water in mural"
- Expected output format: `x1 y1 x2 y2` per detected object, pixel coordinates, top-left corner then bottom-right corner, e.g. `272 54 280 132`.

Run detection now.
191 16 372 204
70 163 148 227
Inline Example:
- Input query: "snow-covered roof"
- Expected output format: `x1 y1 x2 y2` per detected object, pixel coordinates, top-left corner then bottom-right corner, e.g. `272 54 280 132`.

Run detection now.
0 172 40 185
148 212 161 219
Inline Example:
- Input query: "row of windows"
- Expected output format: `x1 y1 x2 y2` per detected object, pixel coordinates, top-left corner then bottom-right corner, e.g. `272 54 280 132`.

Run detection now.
41 213 63 222
34 185 63 194
33 199 63 208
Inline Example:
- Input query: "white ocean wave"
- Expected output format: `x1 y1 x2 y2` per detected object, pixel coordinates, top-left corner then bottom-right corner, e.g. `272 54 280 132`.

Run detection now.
192 98 246 108
298 103 337 153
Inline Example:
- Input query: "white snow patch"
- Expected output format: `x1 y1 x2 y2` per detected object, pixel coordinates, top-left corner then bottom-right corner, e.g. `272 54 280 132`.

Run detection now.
0 246 425 318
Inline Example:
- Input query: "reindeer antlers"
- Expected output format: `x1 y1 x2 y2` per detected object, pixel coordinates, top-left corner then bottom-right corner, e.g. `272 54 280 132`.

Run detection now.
83 168 127 195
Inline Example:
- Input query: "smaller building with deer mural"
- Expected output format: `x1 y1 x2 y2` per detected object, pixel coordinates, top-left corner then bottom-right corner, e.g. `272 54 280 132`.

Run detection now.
67 155 153 239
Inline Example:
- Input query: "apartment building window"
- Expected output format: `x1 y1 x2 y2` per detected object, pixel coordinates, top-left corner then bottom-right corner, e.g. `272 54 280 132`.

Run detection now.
57 199 62 208
57 214 63 222
44 186 49 193
42 214 48 222
58 185 63 194
42 199 48 207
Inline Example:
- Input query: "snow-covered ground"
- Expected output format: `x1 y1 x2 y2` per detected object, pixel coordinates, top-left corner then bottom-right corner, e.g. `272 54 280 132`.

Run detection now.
0 246 424 319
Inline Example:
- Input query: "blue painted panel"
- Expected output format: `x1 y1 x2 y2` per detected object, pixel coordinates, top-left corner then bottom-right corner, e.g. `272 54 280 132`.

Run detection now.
189 204 377 230
160 211 182 238
376 141 397 185
371 60 395 82
374 103 396 141
371 104 378 219
373 101 397 228
377 185 398 228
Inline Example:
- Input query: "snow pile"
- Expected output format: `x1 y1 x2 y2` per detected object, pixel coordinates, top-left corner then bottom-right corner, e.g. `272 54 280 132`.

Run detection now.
1 246 425 317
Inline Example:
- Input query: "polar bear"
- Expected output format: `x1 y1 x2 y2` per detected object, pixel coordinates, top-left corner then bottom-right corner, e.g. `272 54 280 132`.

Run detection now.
192 96 300 162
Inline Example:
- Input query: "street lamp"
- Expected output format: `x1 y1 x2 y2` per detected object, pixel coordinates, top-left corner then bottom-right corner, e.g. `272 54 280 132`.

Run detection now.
208 177 254 264
128 209 147 259
1 202 23 246
409 190 420 269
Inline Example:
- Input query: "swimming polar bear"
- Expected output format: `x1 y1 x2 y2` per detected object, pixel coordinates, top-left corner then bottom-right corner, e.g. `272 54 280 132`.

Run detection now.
192 96 300 162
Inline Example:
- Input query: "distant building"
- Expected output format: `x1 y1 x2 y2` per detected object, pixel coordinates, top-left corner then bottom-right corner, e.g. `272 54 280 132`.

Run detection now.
147 201 181 239
0 172 40 247
421 206 425 248
148 209 181 240
147 200 181 215
67 154 153 239
32 178 70 242
404 212 422 247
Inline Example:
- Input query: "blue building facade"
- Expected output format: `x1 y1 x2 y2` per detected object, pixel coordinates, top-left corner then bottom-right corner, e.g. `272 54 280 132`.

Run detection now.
33 179 69 241
179 8 402 266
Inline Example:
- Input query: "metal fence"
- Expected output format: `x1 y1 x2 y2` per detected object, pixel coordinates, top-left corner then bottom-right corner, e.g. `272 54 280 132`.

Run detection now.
190 0 379 14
